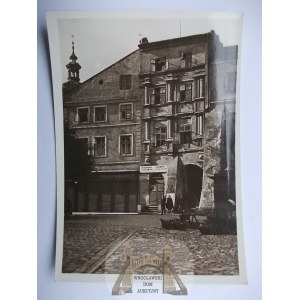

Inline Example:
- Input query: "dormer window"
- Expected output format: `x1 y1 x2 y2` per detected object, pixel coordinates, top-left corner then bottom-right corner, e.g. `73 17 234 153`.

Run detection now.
151 57 166 72
180 52 192 68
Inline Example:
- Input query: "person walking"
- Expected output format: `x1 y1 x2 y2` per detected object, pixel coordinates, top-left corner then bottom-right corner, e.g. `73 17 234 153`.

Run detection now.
178 194 184 213
161 194 166 215
166 194 173 213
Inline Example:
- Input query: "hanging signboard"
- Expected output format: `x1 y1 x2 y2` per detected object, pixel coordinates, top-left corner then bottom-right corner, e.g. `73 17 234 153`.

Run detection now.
140 165 168 173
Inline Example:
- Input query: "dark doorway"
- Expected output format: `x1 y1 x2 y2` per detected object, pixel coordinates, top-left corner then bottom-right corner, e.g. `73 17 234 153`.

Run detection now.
183 164 203 209
149 173 165 206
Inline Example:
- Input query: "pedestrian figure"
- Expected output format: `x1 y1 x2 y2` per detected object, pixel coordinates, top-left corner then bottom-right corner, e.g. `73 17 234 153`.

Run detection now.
178 194 184 213
161 194 166 215
166 195 173 213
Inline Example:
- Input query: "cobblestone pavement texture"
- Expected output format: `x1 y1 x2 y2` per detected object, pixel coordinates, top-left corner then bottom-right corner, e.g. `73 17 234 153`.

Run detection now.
63 214 239 275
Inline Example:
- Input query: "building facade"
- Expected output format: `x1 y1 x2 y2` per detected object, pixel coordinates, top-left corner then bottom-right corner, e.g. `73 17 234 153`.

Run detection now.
63 31 238 214
63 47 142 213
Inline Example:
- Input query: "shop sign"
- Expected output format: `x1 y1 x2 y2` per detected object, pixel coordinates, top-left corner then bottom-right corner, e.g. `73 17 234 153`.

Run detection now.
96 173 137 181
140 165 168 173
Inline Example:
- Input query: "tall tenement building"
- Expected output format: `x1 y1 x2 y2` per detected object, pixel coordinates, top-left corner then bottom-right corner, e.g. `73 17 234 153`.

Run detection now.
63 31 238 214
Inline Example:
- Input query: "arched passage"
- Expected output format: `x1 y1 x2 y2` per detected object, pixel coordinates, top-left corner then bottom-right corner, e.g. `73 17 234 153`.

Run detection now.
183 164 203 209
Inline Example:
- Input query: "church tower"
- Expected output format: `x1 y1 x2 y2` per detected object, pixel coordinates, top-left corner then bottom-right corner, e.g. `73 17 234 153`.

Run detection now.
63 39 81 94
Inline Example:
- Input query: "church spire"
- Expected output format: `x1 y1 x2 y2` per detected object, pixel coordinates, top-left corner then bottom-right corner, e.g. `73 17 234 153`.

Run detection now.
63 36 82 93
69 40 78 61
66 37 81 82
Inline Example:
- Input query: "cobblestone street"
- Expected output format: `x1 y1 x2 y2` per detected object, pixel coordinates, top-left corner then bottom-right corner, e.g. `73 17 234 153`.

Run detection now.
63 214 239 275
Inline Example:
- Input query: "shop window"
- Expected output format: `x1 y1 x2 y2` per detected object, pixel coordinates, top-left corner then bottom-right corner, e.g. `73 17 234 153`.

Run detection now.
120 75 132 90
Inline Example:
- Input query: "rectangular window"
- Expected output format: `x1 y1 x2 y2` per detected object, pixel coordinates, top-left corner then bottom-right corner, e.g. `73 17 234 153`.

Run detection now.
179 83 192 102
196 76 205 98
151 57 166 72
120 75 132 90
179 124 192 144
149 87 166 105
120 103 133 120
94 137 106 156
181 52 192 68
77 107 89 123
120 135 132 155
94 106 107 122
155 127 167 147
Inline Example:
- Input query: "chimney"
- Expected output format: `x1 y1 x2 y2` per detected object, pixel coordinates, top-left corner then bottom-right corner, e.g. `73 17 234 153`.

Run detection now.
140 37 149 44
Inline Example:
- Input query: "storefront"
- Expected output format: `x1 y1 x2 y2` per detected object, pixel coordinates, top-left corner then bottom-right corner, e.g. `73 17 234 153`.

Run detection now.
65 172 139 213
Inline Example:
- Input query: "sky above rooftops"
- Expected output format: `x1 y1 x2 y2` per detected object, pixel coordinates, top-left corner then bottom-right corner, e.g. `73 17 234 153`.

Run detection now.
59 13 242 82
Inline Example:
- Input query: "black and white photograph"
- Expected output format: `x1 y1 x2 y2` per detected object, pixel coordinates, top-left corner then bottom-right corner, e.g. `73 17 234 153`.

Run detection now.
46 11 246 286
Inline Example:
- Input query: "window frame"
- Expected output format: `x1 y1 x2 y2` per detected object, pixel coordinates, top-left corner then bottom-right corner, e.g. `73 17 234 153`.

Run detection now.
119 102 133 121
181 52 192 68
76 106 90 123
155 127 167 147
179 83 192 102
94 136 107 157
94 105 107 123
119 74 132 90
179 123 192 144
119 134 133 156
149 87 166 105
151 57 166 72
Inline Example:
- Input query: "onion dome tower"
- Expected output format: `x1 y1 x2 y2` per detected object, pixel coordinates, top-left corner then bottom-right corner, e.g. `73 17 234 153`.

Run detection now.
63 39 82 94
